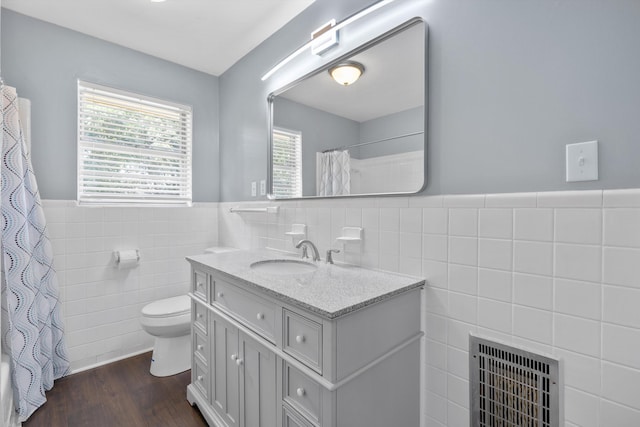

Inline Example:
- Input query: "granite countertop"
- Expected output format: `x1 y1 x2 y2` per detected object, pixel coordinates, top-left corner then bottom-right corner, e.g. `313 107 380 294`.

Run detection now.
186 249 425 319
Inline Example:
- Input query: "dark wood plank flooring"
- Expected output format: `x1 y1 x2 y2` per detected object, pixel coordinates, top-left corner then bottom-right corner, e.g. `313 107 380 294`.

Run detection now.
23 352 207 427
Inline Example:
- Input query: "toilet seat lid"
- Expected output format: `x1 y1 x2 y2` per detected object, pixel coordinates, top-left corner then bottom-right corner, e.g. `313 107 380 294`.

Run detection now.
142 295 190 318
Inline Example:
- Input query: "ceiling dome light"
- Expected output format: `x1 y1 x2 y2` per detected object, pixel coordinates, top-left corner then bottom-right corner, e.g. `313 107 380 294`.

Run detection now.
328 61 365 86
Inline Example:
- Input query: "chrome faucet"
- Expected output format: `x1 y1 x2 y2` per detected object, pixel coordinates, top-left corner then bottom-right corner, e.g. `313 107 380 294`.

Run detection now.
326 249 340 264
295 240 320 261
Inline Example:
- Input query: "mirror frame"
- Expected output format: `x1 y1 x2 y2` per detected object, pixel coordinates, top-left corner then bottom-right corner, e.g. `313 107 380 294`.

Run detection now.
267 17 428 200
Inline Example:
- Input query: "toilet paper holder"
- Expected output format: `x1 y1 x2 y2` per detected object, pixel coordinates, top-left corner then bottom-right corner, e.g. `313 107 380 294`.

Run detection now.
114 249 140 264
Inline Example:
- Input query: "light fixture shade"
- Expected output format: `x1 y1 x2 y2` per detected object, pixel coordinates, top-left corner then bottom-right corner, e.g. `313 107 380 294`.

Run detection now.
329 62 365 86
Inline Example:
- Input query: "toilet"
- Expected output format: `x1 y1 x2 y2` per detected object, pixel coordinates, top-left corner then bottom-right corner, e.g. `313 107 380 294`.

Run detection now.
140 247 238 377
140 294 191 377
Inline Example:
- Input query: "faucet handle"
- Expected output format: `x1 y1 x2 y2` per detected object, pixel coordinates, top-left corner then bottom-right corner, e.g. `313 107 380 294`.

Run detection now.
300 245 309 259
326 249 340 264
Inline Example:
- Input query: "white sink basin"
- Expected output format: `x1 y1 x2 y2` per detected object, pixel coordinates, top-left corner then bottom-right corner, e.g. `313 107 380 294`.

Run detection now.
250 259 317 275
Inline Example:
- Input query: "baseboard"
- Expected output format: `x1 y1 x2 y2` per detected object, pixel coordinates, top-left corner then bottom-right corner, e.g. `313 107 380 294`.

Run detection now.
69 347 154 375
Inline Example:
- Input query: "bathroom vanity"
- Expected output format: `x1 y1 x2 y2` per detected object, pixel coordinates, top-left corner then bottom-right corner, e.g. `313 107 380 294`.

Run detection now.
186 250 424 427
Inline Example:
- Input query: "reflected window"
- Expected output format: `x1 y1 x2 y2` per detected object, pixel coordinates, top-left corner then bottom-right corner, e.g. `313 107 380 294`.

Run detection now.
272 127 302 198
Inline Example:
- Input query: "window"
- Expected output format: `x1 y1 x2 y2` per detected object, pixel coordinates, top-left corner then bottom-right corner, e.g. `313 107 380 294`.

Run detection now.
77 81 192 205
272 127 302 198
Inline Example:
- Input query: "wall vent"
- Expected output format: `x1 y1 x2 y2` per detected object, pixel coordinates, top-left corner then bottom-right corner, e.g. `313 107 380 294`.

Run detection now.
469 335 560 426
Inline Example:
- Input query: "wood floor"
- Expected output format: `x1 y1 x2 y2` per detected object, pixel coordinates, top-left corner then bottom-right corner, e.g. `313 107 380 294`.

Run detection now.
23 352 208 427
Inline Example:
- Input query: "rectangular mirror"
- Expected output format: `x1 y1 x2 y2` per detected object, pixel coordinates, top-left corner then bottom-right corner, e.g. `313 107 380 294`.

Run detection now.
268 19 427 199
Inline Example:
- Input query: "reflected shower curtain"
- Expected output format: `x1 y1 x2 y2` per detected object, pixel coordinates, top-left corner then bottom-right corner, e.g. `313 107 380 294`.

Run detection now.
316 150 351 196
1 85 70 421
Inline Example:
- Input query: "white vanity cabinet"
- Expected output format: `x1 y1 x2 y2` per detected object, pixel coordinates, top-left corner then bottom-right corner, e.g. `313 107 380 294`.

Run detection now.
187 260 423 427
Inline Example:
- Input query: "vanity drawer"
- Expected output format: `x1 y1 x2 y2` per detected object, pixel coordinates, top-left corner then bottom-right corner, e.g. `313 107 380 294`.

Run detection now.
213 279 276 342
283 404 314 427
193 329 208 365
192 358 209 401
283 363 321 425
192 269 208 301
284 310 322 373
193 300 208 333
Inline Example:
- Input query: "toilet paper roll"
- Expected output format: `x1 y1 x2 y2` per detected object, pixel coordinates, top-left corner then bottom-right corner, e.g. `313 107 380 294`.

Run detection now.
115 250 140 269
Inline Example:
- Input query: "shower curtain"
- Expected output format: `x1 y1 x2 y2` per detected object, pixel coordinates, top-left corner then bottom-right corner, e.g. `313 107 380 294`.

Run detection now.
316 150 351 196
1 84 70 421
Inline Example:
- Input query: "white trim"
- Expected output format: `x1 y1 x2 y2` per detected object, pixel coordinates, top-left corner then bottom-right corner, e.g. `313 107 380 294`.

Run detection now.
69 347 153 375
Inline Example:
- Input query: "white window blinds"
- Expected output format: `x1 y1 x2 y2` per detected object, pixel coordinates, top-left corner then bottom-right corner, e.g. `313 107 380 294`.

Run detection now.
77 81 192 205
272 127 302 198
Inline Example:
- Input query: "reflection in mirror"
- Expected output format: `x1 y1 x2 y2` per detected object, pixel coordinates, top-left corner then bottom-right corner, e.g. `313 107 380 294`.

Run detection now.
269 19 426 199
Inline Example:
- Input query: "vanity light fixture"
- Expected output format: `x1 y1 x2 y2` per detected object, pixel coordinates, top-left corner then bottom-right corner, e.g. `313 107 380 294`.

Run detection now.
311 19 338 55
261 0 396 81
329 61 365 86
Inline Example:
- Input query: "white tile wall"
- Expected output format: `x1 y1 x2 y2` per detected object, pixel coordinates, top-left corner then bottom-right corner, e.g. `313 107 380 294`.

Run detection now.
218 189 640 425
565 387 600 427
44 200 218 372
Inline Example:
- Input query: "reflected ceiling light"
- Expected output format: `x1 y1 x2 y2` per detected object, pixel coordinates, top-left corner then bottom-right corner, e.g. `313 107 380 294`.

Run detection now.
329 61 365 86
261 0 396 81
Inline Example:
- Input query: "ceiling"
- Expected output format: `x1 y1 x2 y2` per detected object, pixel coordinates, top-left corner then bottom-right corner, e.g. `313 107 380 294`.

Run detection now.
2 0 315 76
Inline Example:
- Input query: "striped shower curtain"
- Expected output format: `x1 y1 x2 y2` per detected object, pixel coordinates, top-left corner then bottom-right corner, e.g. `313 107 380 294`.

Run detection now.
1 85 70 421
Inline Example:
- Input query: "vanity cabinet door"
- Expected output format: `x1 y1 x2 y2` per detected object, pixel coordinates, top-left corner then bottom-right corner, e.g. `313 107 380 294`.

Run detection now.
210 313 278 427
239 332 277 427
212 316 240 427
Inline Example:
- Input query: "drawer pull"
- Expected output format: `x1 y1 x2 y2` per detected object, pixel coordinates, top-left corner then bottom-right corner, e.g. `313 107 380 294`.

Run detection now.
295 335 306 344
230 354 238 361
197 344 204 351
236 358 244 366
197 375 204 382
296 387 306 397
217 292 224 298
256 312 265 320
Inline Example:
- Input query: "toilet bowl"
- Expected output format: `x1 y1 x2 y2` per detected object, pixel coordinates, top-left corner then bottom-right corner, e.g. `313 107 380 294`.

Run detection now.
140 295 191 377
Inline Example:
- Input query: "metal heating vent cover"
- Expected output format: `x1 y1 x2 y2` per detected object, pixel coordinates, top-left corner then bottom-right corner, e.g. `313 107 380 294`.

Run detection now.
469 335 560 426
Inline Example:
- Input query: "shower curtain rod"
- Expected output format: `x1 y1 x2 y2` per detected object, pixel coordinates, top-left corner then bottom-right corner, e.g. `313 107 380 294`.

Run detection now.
322 130 424 153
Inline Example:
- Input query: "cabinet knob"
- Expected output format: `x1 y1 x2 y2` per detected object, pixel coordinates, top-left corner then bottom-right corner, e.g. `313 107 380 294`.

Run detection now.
197 313 203 318
197 282 203 287
230 354 238 361
197 344 204 351
217 292 224 298
295 335 305 344
197 375 204 382
236 358 244 366
256 312 265 320
296 388 305 397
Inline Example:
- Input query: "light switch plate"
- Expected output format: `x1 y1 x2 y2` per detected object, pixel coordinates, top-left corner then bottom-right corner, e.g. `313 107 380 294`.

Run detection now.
566 140 598 182
260 180 266 196
251 181 257 197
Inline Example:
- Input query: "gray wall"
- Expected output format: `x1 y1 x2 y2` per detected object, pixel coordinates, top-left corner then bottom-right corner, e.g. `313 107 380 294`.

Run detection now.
219 0 640 202
273 97 359 196
1 9 220 202
357 106 424 159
